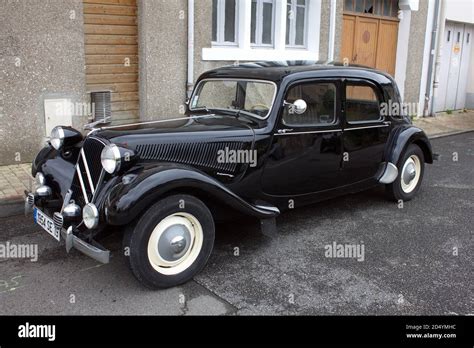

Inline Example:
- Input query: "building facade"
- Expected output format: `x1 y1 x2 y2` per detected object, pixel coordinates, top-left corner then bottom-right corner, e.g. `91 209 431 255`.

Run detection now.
0 0 473 166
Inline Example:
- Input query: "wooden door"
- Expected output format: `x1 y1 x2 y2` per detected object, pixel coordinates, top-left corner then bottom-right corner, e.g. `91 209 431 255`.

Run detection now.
341 14 398 77
83 0 139 124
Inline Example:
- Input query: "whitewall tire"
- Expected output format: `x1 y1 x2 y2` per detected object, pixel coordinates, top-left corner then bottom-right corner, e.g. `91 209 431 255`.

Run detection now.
124 194 215 289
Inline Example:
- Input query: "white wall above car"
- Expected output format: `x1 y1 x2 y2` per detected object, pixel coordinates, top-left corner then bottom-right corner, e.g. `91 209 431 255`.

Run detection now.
398 0 419 11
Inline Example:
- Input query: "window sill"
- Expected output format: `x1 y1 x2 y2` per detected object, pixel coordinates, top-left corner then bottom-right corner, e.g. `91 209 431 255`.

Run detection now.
202 47 318 61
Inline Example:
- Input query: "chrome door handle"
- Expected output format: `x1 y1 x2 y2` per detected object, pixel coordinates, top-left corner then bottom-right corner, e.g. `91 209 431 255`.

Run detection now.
277 128 293 134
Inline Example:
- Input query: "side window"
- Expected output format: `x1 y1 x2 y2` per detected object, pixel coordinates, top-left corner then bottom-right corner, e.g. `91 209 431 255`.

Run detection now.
283 82 337 127
345 83 381 123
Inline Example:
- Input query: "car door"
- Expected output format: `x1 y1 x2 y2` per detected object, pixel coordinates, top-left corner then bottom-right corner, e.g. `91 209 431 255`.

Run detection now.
262 79 343 196
341 79 390 184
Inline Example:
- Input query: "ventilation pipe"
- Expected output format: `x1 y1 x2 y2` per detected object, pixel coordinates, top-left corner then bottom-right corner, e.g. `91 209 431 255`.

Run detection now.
187 0 195 99
328 0 337 62
423 0 441 117
430 0 447 116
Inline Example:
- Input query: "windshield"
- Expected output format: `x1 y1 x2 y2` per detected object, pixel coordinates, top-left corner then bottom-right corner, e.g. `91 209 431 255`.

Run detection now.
190 79 276 119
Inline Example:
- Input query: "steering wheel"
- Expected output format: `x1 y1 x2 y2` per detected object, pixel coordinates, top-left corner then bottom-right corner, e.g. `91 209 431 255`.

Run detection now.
250 103 269 111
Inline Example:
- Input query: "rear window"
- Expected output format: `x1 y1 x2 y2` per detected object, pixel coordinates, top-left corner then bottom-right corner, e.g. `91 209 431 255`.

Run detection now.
345 84 381 123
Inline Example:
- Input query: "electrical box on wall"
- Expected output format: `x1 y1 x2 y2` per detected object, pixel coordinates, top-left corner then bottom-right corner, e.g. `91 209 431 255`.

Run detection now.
43 98 73 136
398 0 419 11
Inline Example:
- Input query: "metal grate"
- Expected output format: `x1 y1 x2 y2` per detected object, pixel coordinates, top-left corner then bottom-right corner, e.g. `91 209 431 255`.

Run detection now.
136 142 246 173
91 91 111 121
70 137 106 207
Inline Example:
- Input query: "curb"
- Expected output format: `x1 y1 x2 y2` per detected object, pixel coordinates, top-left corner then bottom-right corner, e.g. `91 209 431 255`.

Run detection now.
0 199 25 218
1 130 472 219
427 129 474 140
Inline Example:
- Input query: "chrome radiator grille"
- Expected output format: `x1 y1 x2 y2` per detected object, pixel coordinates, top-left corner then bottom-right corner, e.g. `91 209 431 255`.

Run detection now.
70 137 106 206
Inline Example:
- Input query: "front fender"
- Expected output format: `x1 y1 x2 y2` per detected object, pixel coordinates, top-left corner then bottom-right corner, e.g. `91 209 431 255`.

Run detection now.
105 163 279 225
385 126 433 165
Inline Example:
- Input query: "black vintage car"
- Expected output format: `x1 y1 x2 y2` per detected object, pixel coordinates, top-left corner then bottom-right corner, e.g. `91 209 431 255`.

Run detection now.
26 62 434 288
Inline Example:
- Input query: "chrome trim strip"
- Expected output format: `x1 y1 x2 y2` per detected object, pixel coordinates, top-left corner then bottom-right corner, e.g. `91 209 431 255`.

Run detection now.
344 124 390 131
60 189 72 213
80 149 95 194
91 170 105 203
96 114 217 131
274 129 343 136
76 164 90 204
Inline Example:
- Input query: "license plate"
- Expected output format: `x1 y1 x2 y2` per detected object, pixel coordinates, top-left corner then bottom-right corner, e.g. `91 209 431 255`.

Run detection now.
34 207 60 241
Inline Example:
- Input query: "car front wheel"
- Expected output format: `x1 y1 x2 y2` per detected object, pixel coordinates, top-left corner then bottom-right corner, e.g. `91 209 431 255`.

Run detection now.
124 194 215 289
386 143 425 202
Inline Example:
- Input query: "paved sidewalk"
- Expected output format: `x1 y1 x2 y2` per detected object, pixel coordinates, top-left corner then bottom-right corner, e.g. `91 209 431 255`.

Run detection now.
0 111 473 216
0 164 31 201
413 110 474 138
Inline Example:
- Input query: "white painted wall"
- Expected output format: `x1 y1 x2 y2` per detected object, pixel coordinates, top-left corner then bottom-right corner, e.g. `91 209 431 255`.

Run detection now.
445 0 474 24
394 10 412 101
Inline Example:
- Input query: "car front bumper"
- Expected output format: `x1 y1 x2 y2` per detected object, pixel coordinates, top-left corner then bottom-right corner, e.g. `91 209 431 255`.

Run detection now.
25 192 110 264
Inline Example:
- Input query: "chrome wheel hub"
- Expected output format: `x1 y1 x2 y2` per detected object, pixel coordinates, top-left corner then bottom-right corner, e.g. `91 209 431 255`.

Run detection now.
147 213 204 275
402 162 416 185
400 155 421 194
157 225 191 262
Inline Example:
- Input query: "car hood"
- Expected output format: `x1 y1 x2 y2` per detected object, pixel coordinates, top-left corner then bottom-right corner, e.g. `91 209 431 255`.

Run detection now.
91 114 259 179
94 114 257 146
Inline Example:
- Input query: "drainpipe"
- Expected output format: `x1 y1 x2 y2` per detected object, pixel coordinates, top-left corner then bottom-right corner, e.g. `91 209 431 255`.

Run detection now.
328 0 337 61
187 0 195 99
430 0 446 116
423 0 441 117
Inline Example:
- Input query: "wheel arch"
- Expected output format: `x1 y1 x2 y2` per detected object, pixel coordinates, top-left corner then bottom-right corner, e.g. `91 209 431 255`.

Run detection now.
386 126 433 166
104 164 279 226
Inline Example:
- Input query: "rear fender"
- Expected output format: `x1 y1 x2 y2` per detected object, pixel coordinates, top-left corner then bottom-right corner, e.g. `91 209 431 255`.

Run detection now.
386 126 433 165
378 126 433 184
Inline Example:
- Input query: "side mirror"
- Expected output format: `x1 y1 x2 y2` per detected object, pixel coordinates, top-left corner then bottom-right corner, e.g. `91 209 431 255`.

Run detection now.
285 99 307 115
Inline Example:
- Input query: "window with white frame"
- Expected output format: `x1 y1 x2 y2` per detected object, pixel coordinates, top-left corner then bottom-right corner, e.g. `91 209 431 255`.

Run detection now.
251 0 275 46
204 0 320 61
286 0 307 47
212 0 238 45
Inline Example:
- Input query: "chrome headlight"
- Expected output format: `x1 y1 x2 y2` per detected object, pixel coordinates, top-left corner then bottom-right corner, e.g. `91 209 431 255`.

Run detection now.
101 144 121 174
83 203 99 229
50 126 65 150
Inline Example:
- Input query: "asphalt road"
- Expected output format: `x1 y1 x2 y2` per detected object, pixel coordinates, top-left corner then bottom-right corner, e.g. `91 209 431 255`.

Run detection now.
0 133 472 315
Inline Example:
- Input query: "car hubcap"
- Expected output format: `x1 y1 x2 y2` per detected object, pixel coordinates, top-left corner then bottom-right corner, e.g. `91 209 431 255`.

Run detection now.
147 213 203 275
401 155 421 194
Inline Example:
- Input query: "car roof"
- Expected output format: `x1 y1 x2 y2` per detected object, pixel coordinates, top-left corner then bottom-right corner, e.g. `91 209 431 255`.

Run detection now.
199 61 394 85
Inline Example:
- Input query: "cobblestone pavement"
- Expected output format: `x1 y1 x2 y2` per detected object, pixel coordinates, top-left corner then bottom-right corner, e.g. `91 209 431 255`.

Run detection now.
0 164 31 201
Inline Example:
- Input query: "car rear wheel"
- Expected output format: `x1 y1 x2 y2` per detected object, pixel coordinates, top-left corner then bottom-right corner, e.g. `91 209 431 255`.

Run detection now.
386 144 425 202
124 194 215 289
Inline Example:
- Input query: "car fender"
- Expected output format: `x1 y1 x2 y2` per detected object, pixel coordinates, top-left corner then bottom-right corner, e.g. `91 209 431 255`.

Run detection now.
378 126 433 184
104 163 280 225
